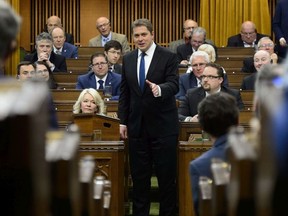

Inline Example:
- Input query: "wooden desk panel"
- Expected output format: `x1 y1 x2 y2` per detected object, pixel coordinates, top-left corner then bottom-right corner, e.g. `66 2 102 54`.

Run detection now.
78 46 104 58
216 57 245 68
217 47 254 58
66 58 91 73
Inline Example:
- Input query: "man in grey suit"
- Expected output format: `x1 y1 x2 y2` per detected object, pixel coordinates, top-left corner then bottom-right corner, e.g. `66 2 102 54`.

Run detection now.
88 16 130 54
118 18 179 216
178 63 244 122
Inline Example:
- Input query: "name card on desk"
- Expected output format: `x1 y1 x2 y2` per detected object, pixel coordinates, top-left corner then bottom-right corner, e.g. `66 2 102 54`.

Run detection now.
73 113 120 141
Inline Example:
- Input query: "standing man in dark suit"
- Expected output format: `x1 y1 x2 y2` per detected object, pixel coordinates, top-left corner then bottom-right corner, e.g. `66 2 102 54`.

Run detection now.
104 40 122 74
189 92 239 216
24 32 67 72
118 18 179 216
273 0 288 58
76 53 121 100
178 63 243 122
51 26 78 59
227 21 268 48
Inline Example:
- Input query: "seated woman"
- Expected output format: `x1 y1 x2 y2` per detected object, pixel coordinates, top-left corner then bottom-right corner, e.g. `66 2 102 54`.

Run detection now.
35 61 58 89
198 43 217 62
73 88 105 114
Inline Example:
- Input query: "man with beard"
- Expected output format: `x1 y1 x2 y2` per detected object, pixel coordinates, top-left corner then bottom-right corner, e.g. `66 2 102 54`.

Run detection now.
178 62 244 122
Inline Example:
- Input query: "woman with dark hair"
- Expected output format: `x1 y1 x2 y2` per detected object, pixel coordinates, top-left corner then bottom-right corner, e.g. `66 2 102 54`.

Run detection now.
35 60 58 89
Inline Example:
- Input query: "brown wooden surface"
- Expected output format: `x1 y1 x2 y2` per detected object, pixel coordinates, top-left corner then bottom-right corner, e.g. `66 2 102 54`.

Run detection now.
79 141 125 216
227 72 250 89
216 57 245 69
240 90 254 111
78 46 104 58
66 58 91 73
217 47 254 58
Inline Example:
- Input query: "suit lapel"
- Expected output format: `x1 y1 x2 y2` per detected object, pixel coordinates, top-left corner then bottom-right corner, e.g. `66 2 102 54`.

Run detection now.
88 72 97 89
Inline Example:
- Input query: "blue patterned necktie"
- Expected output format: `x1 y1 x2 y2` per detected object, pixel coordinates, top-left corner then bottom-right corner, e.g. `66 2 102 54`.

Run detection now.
98 80 104 89
139 52 146 91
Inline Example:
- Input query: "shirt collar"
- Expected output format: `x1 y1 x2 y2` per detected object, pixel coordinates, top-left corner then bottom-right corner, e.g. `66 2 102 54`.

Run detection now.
102 32 112 42
95 73 108 82
137 41 156 57
53 46 63 52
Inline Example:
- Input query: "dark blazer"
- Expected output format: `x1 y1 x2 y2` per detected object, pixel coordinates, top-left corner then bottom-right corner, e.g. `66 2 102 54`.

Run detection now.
112 63 122 74
176 43 193 64
59 42 78 59
227 33 268 47
190 134 228 216
118 45 179 138
176 72 230 101
178 86 244 121
76 71 121 100
240 73 256 90
24 52 67 72
241 57 257 73
65 33 74 45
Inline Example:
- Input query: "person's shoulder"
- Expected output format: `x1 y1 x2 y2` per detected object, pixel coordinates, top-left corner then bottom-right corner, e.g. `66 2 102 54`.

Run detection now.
89 35 100 42
111 31 127 39
109 71 122 78
187 86 201 95
228 34 241 40
79 71 93 78
169 39 184 46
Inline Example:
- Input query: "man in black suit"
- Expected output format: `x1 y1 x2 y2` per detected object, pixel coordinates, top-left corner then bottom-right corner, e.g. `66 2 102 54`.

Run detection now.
104 40 123 74
241 50 271 90
227 21 268 48
46 15 74 44
24 32 67 72
118 18 179 216
178 63 244 122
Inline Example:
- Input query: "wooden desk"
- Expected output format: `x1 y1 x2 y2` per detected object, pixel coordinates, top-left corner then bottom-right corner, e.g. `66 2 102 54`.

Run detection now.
79 141 125 216
53 71 85 89
240 90 254 111
66 58 90 73
216 57 245 68
227 72 249 89
217 47 254 58
78 46 104 58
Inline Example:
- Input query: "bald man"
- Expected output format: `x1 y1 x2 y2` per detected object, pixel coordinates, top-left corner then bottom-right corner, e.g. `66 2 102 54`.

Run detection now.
46 15 74 44
241 50 272 90
88 16 130 54
227 21 268 47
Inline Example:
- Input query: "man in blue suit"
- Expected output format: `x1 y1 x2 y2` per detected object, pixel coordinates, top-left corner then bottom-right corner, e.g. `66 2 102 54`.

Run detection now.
189 92 239 216
76 53 121 100
51 27 78 59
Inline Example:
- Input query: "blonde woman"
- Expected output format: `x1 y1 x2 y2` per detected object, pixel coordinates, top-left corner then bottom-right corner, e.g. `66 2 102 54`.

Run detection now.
198 44 216 62
73 88 105 114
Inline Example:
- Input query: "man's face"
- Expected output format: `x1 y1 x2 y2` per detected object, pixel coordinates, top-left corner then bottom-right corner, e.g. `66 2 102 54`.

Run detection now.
201 66 223 93
35 64 49 81
47 17 61 33
240 24 256 44
36 40 52 57
191 34 205 51
191 56 207 78
105 48 121 65
96 17 111 37
183 20 198 38
18 65 35 81
52 28 65 49
258 39 274 55
133 26 154 52
92 56 109 78
254 51 271 72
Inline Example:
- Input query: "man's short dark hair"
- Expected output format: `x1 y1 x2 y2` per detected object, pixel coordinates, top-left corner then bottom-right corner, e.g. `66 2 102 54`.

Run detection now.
90 52 108 65
17 61 36 76
104 40 122 52
198 92 239 137
205 62 224 78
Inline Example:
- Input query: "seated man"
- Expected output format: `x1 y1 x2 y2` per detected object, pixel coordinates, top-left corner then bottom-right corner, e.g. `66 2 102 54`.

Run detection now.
178 63 243 122
176 51 229 101
76 53 121 100
24 32 67 72
46 15 74 44
241 50 271 90
88 16 130 54
227 21 268 48
242 37 279 73
104 40 122 74
189 92 239 216
16 61 36 81
177 27 216 66
51 26 78 59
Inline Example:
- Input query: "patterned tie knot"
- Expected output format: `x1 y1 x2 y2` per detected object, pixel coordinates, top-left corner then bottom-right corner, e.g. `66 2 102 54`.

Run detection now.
98 80 104 89
55 50 61 55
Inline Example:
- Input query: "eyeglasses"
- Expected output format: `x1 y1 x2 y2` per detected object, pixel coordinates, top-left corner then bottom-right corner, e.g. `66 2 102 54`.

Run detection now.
36 69 49 74
192 63 206 68
200 75 220 80
97 22 110 29
241 32 256 36
108 50 122 56
92 62 108 67
259 43 274 48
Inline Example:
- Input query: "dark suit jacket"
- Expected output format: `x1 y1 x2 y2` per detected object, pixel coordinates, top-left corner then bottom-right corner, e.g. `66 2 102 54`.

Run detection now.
76 71 121 100
178 86 244 121
190 134 228 216
112 63 122 74
176 43 193 63
24 52 67 72
241 57 257 73
65 33 74 45
227 33 268 47
118 45 179 138
59 42 78 59
176 72 230 101
240 73 256 90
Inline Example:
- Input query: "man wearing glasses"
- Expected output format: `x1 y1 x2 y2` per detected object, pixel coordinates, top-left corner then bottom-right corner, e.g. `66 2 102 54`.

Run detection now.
88 16 131 54
227 21 268 47
104 40 123 74
178 62 243 122
76 52 121 100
